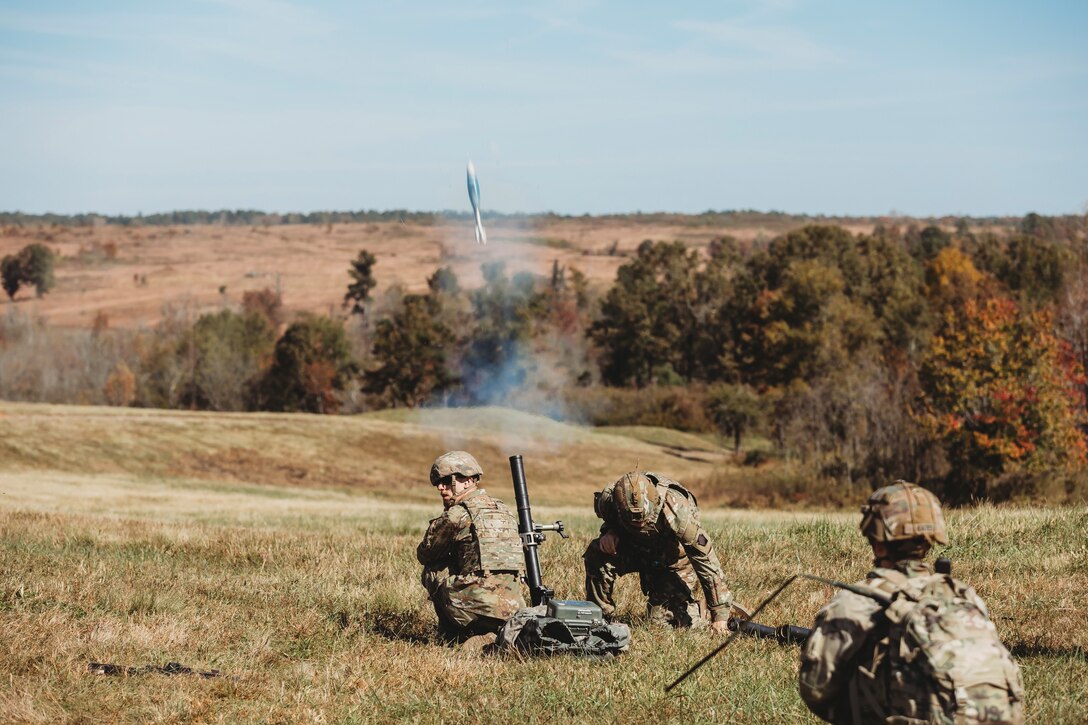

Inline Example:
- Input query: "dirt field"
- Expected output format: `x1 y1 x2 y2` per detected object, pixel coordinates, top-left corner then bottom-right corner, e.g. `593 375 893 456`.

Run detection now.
0 215 880 329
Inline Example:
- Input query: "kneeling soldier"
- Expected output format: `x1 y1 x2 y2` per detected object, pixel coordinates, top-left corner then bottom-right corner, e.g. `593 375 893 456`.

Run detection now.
416 451 526 641
584 470 735 632
799 481 1024 724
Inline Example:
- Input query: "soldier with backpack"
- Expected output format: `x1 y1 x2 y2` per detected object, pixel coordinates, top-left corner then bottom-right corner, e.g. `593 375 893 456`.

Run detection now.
798 481 1025 724
416 451 526 642
584 470 736 632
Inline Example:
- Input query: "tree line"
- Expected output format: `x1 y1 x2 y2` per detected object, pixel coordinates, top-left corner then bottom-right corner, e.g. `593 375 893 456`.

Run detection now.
0 210 439 227
2 209 1054 229
2 214 1086 504
355 216 1088 504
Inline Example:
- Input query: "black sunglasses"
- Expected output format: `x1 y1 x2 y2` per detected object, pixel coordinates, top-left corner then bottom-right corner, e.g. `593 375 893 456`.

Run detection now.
434 473 474 487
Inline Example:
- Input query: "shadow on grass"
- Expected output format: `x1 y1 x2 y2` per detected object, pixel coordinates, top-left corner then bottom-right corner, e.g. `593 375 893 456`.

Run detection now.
662 449 723 464
1009 641 1087 661
365 608 435 645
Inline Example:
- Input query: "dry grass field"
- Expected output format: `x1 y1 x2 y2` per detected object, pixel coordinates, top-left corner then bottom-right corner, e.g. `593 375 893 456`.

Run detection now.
0 401 729 506
1 402 1086 723
0 215 881 329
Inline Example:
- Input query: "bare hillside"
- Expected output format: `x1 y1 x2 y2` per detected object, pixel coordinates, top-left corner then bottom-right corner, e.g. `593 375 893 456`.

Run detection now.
0 401 729 506
0 215 881 329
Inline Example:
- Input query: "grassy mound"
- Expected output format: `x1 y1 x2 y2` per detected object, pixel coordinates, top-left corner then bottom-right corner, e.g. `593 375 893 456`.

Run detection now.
0 402 731 505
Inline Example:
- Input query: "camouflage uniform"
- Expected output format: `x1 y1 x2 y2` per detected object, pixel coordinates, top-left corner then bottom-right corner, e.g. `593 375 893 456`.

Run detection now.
417 488 526 640
799 482 1024 724
584 471 733 627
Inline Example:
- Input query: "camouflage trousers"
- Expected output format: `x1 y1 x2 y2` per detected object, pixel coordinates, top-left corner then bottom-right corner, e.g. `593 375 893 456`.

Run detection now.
421 569 525 641
583 537 705 628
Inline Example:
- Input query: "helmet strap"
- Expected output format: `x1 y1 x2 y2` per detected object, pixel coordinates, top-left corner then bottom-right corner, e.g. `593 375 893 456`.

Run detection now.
451 476 478 504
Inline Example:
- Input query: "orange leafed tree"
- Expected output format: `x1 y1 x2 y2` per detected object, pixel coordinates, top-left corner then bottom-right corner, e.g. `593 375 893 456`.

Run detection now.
918 294 1087 502
103 361 136 407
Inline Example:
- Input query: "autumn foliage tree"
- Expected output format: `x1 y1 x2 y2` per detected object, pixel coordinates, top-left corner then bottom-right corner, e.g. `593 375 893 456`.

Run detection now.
103 361 137 406
242 287 284 329
260 315 358 413
918 296 1087 503
729 225 920 388
706 383 761 453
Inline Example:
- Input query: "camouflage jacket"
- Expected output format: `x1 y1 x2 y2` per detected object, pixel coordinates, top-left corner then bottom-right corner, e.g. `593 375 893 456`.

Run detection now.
416 488 524 578
798 560 1013 725
594 473 733 620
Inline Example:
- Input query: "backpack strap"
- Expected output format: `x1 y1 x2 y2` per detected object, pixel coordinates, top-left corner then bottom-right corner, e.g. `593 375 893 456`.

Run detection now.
867 569 920 627
868 568 909 597
647 473 698 508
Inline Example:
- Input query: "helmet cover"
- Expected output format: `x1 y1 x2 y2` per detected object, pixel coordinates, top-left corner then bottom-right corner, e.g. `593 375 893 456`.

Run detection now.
614 472 661 532
429 451 483 486
860 481 949 546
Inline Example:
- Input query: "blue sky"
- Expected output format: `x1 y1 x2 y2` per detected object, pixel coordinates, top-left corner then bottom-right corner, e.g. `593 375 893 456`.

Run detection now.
1 1 1085 217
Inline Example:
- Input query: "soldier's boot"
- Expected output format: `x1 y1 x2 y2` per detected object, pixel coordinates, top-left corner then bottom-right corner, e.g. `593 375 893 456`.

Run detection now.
431 591 470 644
460 632 498 654
646 602 674 628
647 598 703 628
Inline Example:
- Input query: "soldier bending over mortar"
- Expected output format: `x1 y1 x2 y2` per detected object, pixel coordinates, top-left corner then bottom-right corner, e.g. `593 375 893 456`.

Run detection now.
585 470 737 633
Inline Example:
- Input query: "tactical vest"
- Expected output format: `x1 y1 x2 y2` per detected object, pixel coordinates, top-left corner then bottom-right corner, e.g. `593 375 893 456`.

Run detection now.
644 477 700 545
640 473 699 507
854 571 1024 725
453 494 525 576
660 477 698 507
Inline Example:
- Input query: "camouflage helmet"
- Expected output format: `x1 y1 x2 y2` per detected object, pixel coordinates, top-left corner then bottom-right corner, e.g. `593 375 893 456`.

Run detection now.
429 451 483 486
613 472 661 532
860 481 949 546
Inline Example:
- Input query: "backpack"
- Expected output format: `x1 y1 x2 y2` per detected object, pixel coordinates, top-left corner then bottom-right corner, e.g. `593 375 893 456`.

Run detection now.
875 571 1024 724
